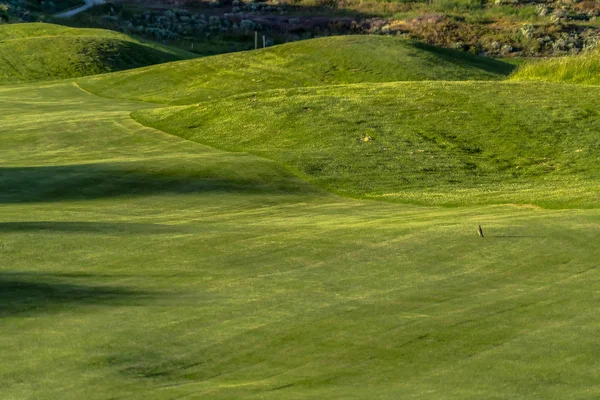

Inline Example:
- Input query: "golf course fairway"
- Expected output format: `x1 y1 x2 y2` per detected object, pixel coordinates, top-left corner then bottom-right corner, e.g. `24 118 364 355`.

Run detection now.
1 34 599 399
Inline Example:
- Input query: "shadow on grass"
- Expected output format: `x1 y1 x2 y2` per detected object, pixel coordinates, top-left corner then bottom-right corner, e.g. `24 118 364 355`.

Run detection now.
409 41 516 76
0 221 189 234
0 161 314 203
0 273 153 317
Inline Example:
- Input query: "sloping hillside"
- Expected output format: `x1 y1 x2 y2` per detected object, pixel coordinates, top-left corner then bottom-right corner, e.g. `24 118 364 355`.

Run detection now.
0 23 196 83
133 81 600 208
511 50 600 86
79 35 515 104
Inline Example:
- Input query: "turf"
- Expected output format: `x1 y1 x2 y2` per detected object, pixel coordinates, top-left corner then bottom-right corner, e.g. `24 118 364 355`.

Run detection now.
2 29 600 400
2 81 600 399
78 35 515 104
0 23 196 83
132 81 600 208
511 50 600 86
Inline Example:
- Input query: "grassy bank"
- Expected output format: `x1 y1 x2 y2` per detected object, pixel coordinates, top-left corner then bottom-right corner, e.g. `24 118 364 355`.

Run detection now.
0 23 196 83
133 81 600 207
79 35 514 104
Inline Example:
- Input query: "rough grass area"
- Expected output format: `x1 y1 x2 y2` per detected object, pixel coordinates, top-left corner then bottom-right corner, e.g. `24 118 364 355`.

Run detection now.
133 81 600 208
2 80 600 400
511 50 600 85
0 23 196 83
79 35 515 104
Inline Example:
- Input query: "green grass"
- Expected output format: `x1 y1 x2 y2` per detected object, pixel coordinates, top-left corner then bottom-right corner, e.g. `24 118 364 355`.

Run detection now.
78 35 515 104
133 81 600 208
0 23 196 83
2 80 600 400
511 50 600 86
2 26 600 399
0 22 117 40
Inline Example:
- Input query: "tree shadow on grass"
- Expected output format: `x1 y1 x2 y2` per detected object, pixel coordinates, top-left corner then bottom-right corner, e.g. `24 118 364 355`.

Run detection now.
0 221 190 234
0 161 316 204
0 272 154 318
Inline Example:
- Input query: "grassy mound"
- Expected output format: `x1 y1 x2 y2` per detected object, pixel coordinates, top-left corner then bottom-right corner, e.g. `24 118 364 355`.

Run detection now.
0 23 196 83
134 81 600 208
79 35 515 104
511 50 600 85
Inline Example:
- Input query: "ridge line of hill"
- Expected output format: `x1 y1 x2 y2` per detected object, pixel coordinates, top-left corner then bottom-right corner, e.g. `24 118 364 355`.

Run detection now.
0 34 123 43
77 35 514 105
0 23 197 83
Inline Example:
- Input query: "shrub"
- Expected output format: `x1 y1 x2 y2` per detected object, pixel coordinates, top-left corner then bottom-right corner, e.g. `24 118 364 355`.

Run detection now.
240 19 256 32
520 24 534 39
0 3 9 23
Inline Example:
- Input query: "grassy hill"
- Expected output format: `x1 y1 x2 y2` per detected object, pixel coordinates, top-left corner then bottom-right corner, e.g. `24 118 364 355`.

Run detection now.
79 35 515 104
0 23 196 83
133 81 600 208
511 50 600 86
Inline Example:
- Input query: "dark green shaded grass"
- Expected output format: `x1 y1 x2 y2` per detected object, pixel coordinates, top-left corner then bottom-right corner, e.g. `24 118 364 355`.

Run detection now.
133 81 600 208
0 273 151 317
0 23 196 83
79 35 514 104
0 161 316 203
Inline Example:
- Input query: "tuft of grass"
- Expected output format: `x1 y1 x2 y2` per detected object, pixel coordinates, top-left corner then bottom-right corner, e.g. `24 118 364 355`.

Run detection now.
79 35 515 104
511 50 600 85
0 23 196 83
